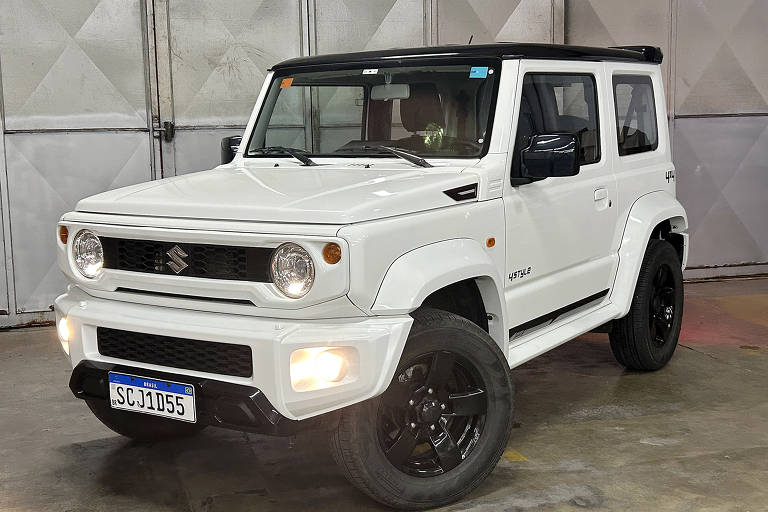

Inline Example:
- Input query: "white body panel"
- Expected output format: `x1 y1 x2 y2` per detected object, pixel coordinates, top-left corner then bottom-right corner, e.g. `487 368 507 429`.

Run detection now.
55 54 687 420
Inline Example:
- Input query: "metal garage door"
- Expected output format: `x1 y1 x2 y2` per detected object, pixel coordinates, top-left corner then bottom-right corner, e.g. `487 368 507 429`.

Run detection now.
149 0 305 176
0 0 155 322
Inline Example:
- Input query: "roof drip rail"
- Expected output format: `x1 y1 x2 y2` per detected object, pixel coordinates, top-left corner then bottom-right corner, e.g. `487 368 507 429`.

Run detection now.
609 45 663 64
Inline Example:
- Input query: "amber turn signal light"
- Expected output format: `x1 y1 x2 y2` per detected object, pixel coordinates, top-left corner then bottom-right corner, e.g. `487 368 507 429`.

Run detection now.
323 242 342 264
59 226 69 244
486 237 495 248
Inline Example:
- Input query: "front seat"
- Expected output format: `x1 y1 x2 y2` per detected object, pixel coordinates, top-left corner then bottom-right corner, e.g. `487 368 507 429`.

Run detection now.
396 83 444 150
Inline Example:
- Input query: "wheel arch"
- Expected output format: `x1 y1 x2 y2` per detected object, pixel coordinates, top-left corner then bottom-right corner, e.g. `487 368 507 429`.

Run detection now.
611 191 688 318
371 239 507 352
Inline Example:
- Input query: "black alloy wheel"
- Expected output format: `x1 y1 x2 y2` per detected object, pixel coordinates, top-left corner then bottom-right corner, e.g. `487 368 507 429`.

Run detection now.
649 263 677 346
377 350 487 477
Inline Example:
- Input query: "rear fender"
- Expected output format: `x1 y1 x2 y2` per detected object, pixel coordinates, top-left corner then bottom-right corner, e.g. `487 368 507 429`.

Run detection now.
611 191 688 317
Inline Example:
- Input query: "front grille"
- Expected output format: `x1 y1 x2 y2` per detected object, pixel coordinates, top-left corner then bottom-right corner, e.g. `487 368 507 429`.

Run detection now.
100 238 272 282
97 327 253 378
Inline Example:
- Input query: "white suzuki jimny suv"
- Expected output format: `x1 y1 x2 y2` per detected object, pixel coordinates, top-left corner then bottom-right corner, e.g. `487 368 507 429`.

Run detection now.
55 43 687 509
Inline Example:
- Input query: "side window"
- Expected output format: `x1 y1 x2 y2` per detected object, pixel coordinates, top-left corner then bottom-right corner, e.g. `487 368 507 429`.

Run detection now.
612 75 658 156
513 73 600 172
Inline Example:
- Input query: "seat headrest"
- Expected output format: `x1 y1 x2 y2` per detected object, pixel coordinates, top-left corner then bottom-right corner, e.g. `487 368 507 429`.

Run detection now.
399 83 444 132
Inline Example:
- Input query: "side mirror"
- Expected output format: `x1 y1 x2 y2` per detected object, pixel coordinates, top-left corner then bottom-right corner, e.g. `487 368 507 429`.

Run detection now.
521 133 580 179
220 135 242 164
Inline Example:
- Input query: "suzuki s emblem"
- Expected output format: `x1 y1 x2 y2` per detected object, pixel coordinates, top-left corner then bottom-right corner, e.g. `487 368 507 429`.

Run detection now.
166 245 189 274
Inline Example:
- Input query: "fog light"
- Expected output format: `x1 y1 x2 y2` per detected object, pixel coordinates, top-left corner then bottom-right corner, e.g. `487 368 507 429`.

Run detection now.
314 350 346 382
57 318 70 355
290 347 354 392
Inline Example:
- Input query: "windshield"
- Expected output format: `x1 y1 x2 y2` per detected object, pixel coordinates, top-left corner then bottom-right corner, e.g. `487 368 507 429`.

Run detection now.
245 60 500 159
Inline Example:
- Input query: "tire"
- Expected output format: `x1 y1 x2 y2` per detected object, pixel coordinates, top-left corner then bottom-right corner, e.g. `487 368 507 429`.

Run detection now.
86 400 205 442
330 308 514 510
610 239 684 371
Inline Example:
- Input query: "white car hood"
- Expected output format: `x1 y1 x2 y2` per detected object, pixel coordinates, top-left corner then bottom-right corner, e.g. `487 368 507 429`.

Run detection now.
76 160 479 224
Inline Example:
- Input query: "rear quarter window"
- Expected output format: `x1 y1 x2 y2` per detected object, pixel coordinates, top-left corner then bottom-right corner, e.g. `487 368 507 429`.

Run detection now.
612 75 658 156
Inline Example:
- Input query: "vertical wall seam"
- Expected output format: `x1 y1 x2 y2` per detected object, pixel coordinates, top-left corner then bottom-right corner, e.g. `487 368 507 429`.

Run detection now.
149 0 165 176
139 0 157 181
0 54 17 315
432 0 439 45
669 0 678 151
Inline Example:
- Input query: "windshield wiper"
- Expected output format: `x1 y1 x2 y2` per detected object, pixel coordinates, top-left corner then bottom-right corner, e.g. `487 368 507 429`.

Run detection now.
363 145 432 168
250 146 317 166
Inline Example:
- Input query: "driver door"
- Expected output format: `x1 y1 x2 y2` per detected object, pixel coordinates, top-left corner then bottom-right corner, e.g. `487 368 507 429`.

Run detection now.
503 61 618 340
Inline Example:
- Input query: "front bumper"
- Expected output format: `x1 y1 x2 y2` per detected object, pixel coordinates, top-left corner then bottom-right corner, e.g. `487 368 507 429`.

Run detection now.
55 286 413 420
70 361 337 435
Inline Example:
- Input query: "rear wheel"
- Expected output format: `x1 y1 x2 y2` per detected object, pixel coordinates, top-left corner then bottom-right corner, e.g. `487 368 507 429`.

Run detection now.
86 400 205 442
330 309 513 510
610 239 684 371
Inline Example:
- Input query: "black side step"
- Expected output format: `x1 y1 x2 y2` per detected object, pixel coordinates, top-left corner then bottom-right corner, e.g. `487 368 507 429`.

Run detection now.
509 289 609 337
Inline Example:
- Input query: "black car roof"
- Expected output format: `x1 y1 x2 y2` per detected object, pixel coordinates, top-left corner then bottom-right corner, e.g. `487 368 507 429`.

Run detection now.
271 43 663 71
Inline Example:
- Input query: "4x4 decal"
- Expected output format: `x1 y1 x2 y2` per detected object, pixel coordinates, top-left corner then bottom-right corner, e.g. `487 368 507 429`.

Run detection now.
665 170 675 183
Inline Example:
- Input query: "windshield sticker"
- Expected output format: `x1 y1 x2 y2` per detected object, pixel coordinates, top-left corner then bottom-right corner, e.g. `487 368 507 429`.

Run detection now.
362 68 378 75
280 77 294 88
469 66 489 79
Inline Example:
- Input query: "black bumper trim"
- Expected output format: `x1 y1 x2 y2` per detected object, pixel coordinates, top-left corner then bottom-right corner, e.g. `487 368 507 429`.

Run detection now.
69 361 338 436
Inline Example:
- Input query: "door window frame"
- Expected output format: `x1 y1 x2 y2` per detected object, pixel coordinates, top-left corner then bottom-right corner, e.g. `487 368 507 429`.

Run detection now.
507 60 608 184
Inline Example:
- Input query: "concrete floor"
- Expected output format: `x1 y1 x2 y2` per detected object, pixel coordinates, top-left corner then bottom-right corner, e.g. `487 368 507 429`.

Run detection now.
1 279 767 512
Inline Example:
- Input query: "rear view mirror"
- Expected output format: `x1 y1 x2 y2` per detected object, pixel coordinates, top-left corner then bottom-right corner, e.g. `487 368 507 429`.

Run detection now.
521 134 580 179
370 83 410 101
220 135 242 164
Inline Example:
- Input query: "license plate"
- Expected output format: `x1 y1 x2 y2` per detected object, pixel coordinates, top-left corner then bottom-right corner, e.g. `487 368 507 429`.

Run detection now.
108 372 196 423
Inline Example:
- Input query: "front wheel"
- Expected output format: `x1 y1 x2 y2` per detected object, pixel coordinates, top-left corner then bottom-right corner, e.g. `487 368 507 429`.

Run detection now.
330 309 514 510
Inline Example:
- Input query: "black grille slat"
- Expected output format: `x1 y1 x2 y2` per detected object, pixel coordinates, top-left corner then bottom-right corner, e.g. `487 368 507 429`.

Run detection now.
97 327 253 378
101 238 272 282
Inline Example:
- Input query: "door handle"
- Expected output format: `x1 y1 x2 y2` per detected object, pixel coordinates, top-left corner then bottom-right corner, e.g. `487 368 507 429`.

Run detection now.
594 188 608 201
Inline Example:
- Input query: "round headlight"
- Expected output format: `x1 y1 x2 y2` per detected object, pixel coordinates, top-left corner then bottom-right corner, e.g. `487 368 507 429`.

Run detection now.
270 243 315 298
72 230 103 278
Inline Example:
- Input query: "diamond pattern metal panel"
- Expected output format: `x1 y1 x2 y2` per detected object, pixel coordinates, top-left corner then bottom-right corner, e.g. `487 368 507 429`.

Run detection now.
674 116 768 266
173 128 243 175
437 0 553 44
0 0 147 129
314 0 425 54
5 132 151 312
168 0 302 127
676 0 768 115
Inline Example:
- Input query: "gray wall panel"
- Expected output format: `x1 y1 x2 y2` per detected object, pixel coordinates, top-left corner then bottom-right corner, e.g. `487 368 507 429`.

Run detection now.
437 0 554 44
675 0 768 115
5 132 151 312
0 0 147 130
673 116 768 267
314 0 425 54
173 129 244 175
168 0 302 127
